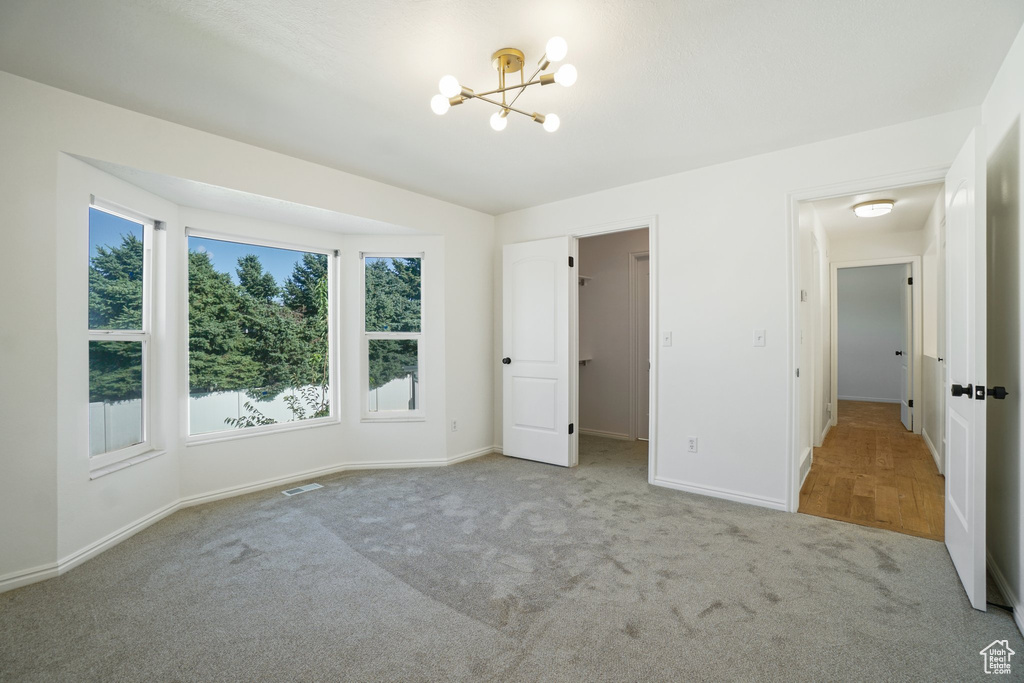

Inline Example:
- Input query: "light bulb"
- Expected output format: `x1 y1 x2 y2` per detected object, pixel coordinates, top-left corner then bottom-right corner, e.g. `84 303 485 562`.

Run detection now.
490 111 508 131
545 36 568 62
430 94 451 115
543 113 560 132
554 63 577 87
438 75 461 98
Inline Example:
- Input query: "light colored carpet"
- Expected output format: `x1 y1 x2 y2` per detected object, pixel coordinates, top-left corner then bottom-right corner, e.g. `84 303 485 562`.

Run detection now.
1 435 1020 681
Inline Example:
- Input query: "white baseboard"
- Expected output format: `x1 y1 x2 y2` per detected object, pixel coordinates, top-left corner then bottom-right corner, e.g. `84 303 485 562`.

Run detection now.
799 447 813 489
446 446 498 465
0 562 60 594
58 500 180 577
0 445 500 595
988 551 1024 637
579 428 631 440
818 420 831 447
922 429 943 474
652 475 787 511
837 395 901 404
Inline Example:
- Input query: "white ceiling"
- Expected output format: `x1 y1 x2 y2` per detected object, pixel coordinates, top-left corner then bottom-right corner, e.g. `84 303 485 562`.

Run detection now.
810 182 944 238
2 1 1022 215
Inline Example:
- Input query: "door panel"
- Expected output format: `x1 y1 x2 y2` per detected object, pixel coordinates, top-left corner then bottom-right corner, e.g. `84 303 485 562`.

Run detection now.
503 237 571 467
944 127 987 611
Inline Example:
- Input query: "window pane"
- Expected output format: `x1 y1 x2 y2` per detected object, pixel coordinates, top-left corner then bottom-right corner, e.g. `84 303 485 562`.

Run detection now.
187 236 331 434
365 257 421 332
89 340 143 456
368 339 418 412
89 207 144 330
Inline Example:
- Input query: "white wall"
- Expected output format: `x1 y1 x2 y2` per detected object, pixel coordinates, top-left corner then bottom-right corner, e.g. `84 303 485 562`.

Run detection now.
813 212 832 444
496 106 979 511
920 192 946 469
0 71 496 588
836 265 904 403
829 229 926 263
982 23 1024 634
921 192 946 358
578 229 649 438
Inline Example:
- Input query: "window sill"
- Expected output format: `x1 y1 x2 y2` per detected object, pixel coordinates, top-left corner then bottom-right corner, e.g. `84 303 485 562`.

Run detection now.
186 416 340 447
360 415 427 423
90 449 167 480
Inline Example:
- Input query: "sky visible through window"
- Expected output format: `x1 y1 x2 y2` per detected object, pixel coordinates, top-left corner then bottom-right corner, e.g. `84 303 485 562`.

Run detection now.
188 236 308 290
89 207 142 259
90 213 308 293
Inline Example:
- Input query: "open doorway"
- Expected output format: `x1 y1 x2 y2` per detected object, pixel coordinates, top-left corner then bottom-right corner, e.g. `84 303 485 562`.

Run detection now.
836 263 914 428
575 228 650 475
500 219 656 479
795 181 947 541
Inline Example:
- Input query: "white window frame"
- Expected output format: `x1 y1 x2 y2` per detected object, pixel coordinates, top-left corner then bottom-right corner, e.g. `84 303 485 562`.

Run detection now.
184 228 340 444
361 252 425 422
87 199 155 470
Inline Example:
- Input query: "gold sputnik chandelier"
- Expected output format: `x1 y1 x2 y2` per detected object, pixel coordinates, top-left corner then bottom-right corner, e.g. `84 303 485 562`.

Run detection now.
430 36 577 132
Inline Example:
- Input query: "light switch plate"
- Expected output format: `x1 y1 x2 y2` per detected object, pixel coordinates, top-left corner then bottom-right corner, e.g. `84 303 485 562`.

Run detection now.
662 331 672 347
753 329 766 347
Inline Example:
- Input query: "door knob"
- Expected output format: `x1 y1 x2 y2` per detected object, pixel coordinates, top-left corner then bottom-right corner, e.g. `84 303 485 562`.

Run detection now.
988 386 1009 400
895 350 903 356
502 357 512 365
951 383 973 398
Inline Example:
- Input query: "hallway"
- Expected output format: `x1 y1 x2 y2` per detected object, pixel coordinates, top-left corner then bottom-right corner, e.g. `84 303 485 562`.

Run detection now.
799 401 945 541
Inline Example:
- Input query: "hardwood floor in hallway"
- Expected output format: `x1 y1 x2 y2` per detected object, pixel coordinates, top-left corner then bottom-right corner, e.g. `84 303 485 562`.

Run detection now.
799 400 945 541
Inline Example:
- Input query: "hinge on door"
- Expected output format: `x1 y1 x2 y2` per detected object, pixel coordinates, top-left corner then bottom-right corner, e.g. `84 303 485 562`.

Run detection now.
976 385 986 400
569 423 574 434
908 399 914 408
907 277 913 285
568 256 574 267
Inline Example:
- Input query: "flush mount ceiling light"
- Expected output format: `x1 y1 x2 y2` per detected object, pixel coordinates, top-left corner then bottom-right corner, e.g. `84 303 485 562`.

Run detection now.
430 36 576 132
853 199 895 218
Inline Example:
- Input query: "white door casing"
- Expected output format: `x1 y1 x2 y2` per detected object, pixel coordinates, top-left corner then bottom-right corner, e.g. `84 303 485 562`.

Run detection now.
502 237 572 467
900 264 913 431
944 127 987 611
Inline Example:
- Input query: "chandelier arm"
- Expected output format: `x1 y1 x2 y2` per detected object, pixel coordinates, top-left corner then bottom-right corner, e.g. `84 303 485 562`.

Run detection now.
508 65 544 108
474 79 543 98
471 94 536 119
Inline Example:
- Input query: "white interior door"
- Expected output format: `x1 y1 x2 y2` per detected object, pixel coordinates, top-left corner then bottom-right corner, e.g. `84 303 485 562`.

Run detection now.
944 127 987 611
502 237 572 467
636 255 650 440
900 264 913 431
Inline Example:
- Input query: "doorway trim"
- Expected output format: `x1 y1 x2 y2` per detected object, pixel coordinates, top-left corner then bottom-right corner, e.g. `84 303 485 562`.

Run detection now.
786 165 947 513
629 250 651 441
570 215 659 483
830 256 924 433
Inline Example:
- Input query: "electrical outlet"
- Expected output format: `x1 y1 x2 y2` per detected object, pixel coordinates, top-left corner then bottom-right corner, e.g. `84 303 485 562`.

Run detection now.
451 420 458 432
687 436 698 453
